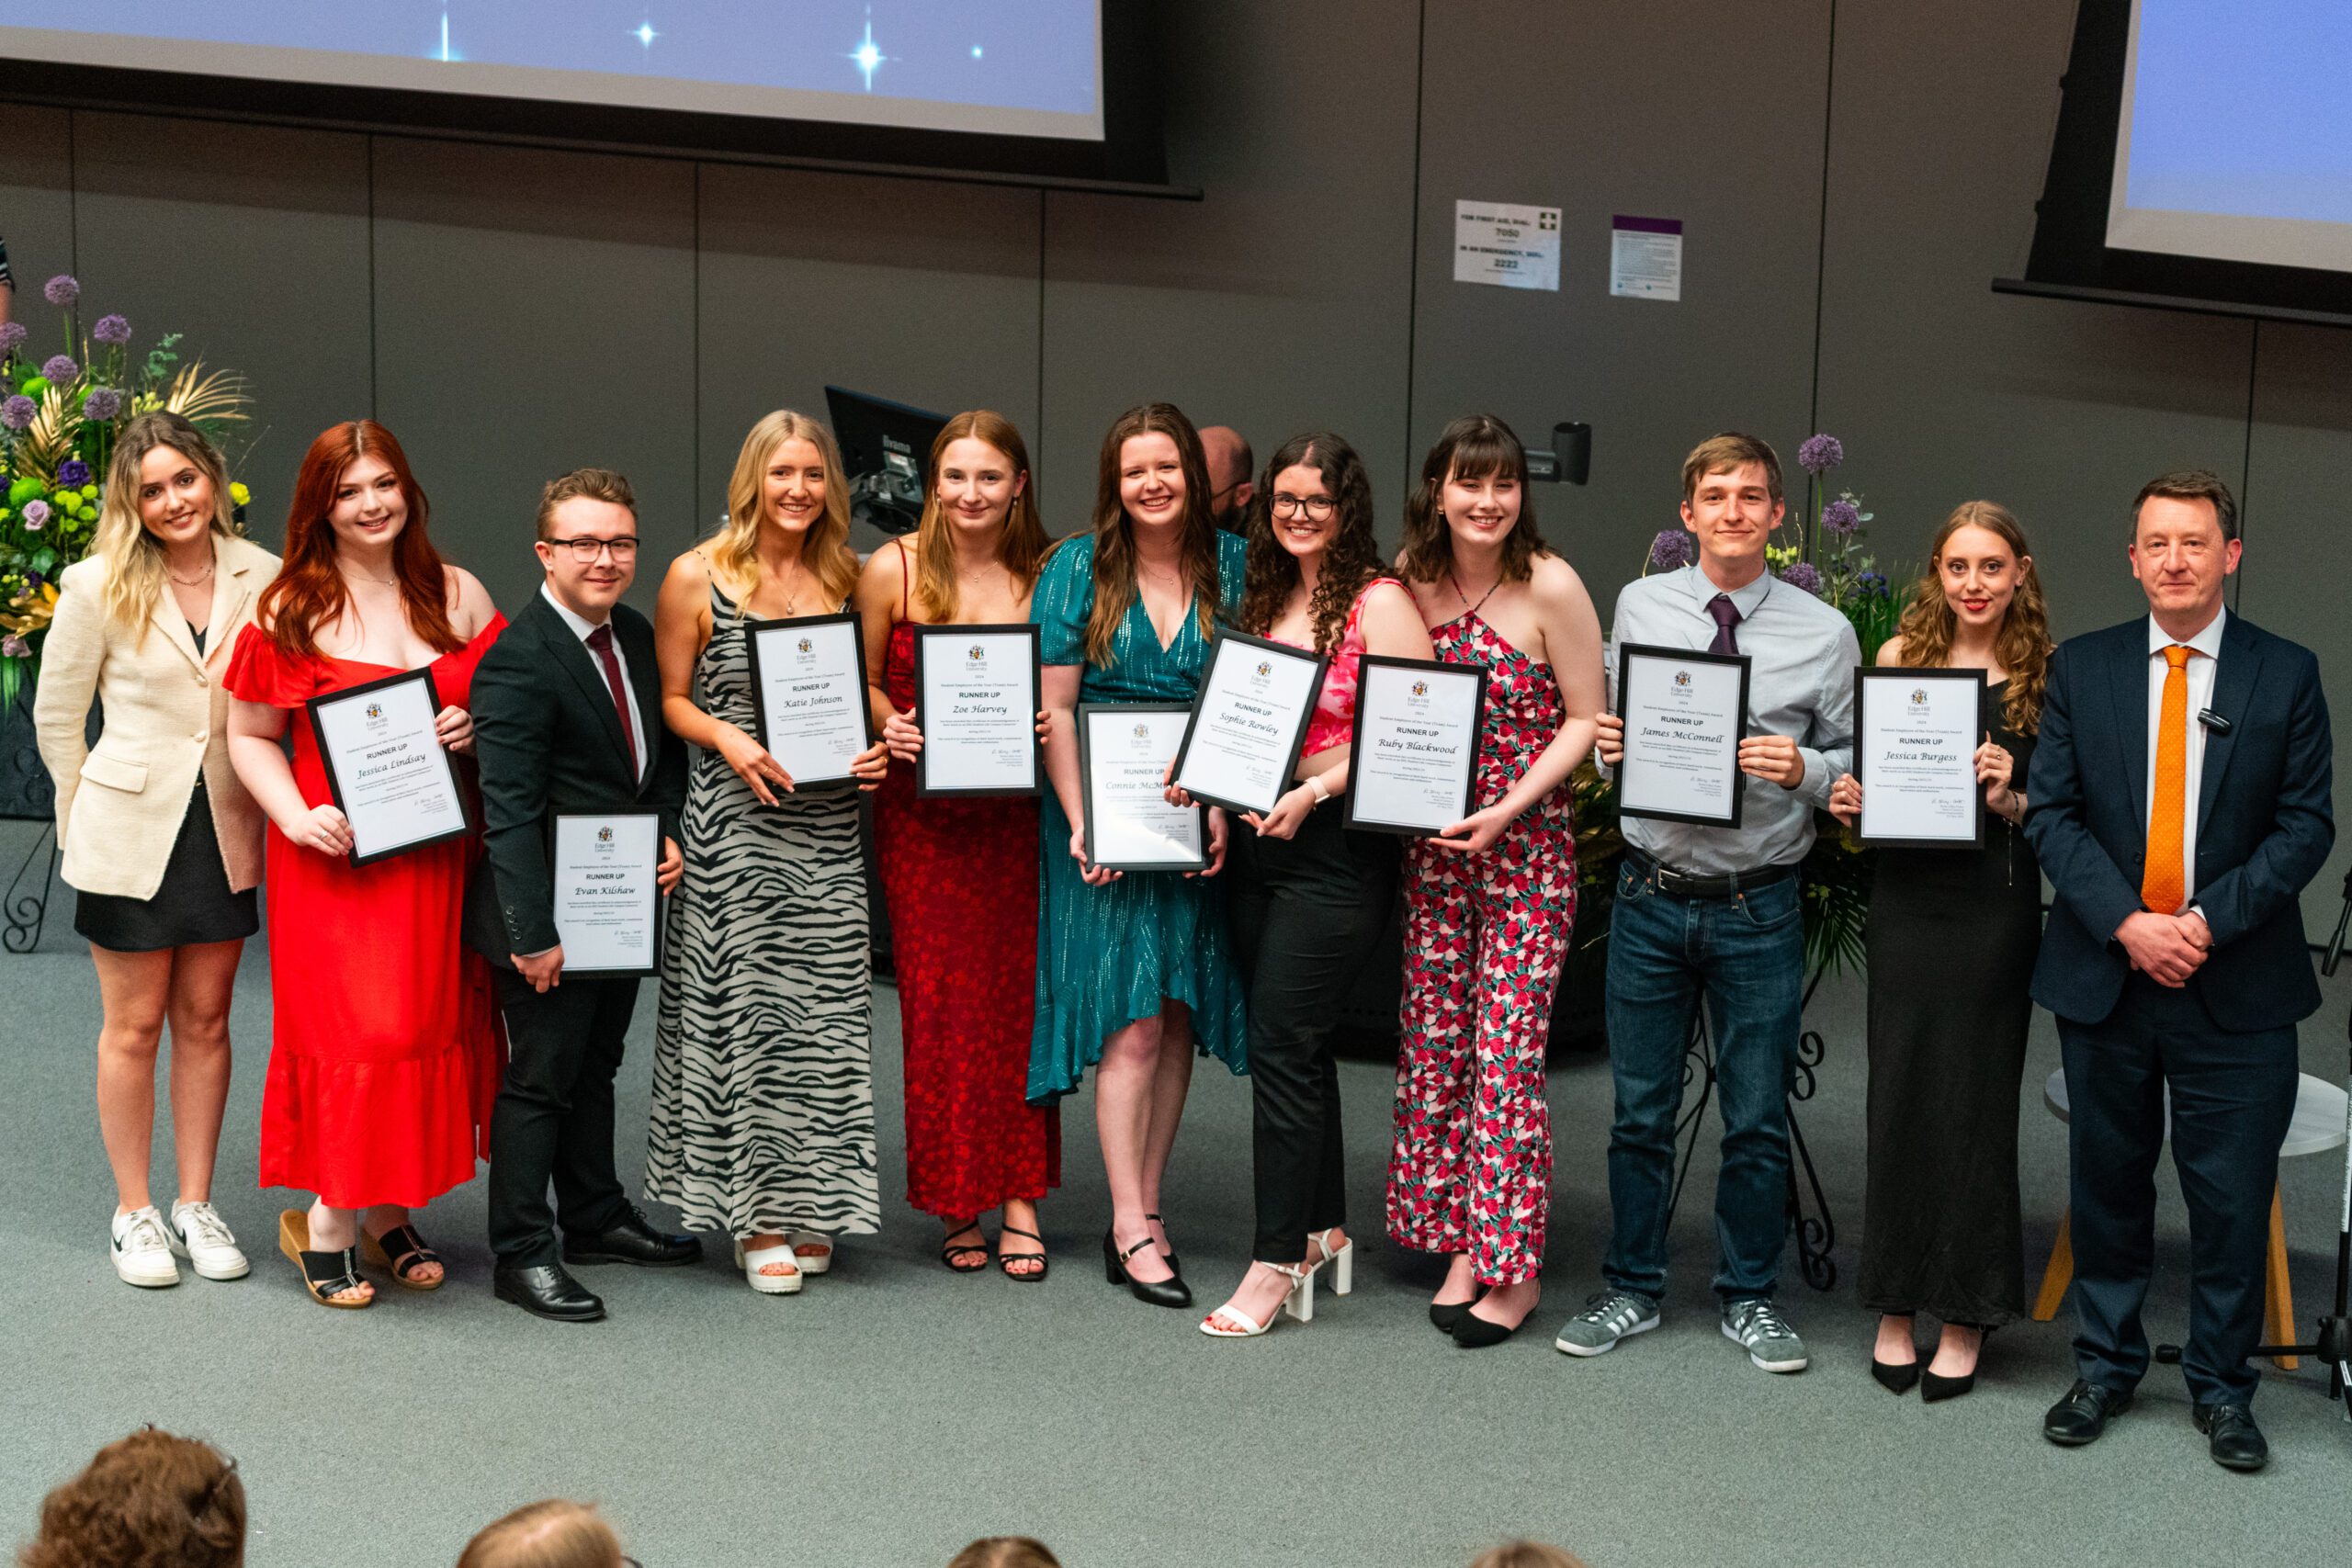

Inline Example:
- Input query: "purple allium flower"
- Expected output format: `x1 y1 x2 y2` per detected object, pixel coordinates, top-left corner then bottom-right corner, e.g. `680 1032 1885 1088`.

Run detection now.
91 314 131 345
43 275 80 308
82 388 123 422
0 321 26 356
1858 570 1889 594
1647 528 1694 570
0 395 35 432
58 459 92 487
19 500 49 531
1819 498 1860 536
0 635 28 659
1795 434 1844 475
1779 560 1824 595
40 355 78 385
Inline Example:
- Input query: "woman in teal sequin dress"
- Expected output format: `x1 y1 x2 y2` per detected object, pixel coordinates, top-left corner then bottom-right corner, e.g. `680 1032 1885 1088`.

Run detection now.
1031 403 1248 1308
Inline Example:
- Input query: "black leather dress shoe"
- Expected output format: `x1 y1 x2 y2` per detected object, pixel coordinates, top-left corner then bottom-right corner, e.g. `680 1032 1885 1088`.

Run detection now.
493 1263 605 1323
2192 1403 2268 1472
562 1210 701 1268
2042 1379 2132 1446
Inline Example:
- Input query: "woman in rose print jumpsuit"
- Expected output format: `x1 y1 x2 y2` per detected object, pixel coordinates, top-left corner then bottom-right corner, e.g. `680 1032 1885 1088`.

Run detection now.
1387 414 1606 1348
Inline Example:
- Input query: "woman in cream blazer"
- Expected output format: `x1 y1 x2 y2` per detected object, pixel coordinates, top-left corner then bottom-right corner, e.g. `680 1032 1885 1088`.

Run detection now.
34 411 279 1291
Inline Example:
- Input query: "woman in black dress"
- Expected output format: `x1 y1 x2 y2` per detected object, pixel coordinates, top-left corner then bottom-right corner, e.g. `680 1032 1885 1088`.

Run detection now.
1829 501 2052 1401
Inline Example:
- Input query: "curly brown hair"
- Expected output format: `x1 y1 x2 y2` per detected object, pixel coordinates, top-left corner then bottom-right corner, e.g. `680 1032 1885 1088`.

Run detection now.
18 1428 244 1568
1236 432 1385 655
1892 500 2052 735
1398 414 1544 587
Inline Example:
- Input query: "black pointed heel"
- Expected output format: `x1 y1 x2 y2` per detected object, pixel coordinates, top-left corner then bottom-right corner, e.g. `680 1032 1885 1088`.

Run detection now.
1920 1368 1976 1403
1102 1229 1192 1308
1871 1358 1920 1394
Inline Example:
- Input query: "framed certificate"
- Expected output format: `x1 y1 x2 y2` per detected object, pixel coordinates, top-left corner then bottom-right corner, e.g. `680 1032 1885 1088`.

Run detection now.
1170 630 1327 818
1614 642 1750 828
744 612 874 792
304 667 471 867
912 623 1043 798
550 812 663 976
1342 656 1487 837
1856 666 1985 849
1078 704 1206 872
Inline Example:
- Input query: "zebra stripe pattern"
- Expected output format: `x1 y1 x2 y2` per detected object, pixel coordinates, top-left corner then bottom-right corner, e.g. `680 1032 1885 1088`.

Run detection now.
645 582 881 1237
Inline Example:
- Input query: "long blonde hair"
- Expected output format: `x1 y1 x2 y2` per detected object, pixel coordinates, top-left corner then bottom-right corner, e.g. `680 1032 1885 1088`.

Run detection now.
1080 403 1222 667
92 412 240 639
709 410 860 610
912 411 1049 620
1893 499 2052 735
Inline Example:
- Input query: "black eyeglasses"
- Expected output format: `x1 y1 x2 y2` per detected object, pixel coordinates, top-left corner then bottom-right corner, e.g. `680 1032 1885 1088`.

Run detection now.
545 536 641 563
1270 494 1336 520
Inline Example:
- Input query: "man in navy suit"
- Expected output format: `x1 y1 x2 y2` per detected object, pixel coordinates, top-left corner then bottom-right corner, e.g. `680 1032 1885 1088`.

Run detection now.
2025 469 2333 1471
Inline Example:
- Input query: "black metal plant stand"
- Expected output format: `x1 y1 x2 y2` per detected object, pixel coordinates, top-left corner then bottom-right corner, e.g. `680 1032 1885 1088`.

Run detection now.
1664 957 1840 1291
0 681 60 953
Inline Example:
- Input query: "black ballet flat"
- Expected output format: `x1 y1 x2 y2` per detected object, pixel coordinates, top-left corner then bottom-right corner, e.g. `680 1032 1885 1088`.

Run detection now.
1451 1308 1521 1348
1871 1357 1921 1395
1430 1300 1475 1334
1102 1229 1192 1309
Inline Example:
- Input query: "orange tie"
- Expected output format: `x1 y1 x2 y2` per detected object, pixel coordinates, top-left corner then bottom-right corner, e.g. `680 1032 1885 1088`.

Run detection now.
2142 643 2192 914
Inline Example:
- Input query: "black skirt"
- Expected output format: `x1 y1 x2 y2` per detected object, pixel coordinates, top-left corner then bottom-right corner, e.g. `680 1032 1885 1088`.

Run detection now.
73 775 259 953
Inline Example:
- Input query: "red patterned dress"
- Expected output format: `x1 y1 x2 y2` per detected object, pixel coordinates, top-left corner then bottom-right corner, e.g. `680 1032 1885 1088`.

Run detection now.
873 588 1060 1221
1385 608 1576 1287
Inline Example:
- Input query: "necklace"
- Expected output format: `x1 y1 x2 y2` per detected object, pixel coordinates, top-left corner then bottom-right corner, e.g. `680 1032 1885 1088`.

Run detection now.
166 564 215 587
345 570 397 587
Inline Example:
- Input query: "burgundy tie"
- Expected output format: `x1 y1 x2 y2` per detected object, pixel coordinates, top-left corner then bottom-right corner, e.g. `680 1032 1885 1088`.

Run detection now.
1706 594 1742 656
584 624 639 774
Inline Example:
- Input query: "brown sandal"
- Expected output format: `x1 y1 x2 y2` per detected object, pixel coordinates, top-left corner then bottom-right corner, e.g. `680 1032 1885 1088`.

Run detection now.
360 1223 446 1291
277 1210 372 1310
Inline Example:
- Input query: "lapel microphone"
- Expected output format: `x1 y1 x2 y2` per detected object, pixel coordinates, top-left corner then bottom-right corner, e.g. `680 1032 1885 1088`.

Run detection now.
2197 708 2231 735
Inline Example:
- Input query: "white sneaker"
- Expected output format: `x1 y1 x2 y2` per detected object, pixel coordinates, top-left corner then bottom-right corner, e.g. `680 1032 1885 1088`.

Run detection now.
169 1200 251 1281
110 1205 181 1288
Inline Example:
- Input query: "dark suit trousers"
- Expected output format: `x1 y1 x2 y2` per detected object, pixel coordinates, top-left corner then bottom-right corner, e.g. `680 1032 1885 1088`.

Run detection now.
488 969 640 1268
2058 974 2297 1406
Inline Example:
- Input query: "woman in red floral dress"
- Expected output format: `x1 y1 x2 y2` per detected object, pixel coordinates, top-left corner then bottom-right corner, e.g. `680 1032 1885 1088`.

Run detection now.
855 411 1059 1278
1386 414 1606 1348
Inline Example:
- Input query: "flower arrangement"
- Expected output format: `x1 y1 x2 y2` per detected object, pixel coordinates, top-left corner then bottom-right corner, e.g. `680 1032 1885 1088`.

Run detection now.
0 272 253 705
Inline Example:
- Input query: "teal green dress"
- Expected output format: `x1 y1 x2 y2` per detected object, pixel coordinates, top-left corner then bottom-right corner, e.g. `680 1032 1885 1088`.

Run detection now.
1027 530 1250 1103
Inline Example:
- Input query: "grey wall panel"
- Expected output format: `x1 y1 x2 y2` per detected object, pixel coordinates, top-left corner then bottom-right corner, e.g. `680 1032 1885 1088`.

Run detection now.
1408 1 1833 608
2243 322 2352 935
0 104 74 308
66 112 370 557
695 164 1041 557
1812 4 2253 644
1039 0 1420 542
370 139 696 615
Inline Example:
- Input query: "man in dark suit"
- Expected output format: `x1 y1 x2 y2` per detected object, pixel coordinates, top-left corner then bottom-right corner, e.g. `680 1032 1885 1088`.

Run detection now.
2026 468 2333 1471
467 468 699 1322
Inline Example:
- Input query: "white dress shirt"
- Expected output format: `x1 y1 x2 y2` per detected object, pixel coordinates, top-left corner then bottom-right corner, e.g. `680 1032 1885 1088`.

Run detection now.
2143 605 2226 914
541 582 650 781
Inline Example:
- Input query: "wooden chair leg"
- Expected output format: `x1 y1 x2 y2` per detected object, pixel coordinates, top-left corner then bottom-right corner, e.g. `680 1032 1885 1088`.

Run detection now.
2032 1208 2074 1323
2266 1184 2298 1371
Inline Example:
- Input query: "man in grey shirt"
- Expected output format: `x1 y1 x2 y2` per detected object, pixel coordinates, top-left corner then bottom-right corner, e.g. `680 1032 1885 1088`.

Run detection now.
1555 433 1857 1375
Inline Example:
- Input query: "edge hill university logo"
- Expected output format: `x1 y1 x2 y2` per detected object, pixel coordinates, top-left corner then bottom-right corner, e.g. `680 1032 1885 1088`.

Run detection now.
365 702 384 721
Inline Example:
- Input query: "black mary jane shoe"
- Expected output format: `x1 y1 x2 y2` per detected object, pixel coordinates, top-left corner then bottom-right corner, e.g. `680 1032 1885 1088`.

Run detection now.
562 1208 700 1269
1871 1357 1921 1395
1103 1230 1192 1309
493 1262 606 1323
1145 1212 1182 1279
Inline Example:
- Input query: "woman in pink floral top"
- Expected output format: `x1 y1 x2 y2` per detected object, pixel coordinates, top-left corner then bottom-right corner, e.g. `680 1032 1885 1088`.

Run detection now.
1192 432 1435 1339
1388 414 1605 1348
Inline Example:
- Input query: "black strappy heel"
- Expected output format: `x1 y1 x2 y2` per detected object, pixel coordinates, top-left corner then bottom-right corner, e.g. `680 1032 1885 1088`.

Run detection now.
360 1223 445 1291
940 1221 989 1274
997 1225 1048 1283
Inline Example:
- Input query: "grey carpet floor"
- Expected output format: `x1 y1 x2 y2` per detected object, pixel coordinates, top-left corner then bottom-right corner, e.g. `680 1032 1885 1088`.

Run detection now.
4 866 2352 1568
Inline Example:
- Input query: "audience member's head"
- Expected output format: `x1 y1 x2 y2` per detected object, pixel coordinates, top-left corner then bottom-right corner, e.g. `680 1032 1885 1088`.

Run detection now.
18 1427 245 1568
1197 423 1256 532
1465 1542 1589 1568
946 1538 1061 1568
456 1501 626 1568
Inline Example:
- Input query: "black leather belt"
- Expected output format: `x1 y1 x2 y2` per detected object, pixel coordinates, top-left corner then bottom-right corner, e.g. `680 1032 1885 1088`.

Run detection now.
1623 845 1799 900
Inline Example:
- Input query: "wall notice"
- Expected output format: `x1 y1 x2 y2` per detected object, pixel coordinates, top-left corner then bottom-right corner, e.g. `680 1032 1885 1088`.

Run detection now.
1610 215 1683 300
1453 200 1561 291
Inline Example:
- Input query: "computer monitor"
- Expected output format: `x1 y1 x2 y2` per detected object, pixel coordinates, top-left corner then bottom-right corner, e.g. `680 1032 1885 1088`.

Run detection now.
824 386 950 543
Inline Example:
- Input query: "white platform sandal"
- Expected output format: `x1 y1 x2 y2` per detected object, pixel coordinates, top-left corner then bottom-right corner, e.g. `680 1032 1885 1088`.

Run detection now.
1306 1226 1354 1299
733 1236 804 1294
1199 1261 1310 1337
786 1230 833 1275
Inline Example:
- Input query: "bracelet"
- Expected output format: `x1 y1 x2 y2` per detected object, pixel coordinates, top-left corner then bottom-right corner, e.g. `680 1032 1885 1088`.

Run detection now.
1306 776 1331 804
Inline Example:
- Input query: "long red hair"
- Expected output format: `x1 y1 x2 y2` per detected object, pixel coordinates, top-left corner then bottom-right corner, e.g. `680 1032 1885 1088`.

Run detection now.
259 420 462 660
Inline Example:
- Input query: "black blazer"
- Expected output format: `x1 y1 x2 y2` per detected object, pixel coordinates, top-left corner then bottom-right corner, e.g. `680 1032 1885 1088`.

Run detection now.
463 592 686 964
2024 612 2333 1031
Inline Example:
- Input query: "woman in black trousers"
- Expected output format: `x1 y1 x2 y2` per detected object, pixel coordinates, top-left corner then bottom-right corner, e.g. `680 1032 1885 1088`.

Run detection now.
1188 432 1434 1337
1830 500 2052 1399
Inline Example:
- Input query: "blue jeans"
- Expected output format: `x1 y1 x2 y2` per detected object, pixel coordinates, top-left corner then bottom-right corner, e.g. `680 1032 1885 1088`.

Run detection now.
1602 860 1805 1303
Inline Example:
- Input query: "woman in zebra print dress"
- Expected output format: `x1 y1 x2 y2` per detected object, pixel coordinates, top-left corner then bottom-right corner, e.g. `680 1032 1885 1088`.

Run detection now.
648 409 891 1294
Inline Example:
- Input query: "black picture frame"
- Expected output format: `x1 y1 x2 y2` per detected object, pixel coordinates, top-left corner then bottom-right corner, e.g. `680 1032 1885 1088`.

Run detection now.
1613 641 1752 829
548 811 665 979
911 623 1044 799
1340 654 1489 838
743 611 874 794
1077 703 1205 873
303 665 472 868
1855 666 1988 851
1170 629 1328 818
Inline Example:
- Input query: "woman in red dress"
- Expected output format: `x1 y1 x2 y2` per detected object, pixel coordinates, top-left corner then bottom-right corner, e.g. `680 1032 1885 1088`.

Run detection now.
854 411 1059 1278
224 420 504 1309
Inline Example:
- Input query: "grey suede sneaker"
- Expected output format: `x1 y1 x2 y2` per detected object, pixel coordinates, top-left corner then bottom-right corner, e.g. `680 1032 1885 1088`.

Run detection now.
1554 1290 1660 1357
1722 1297 1809 1372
